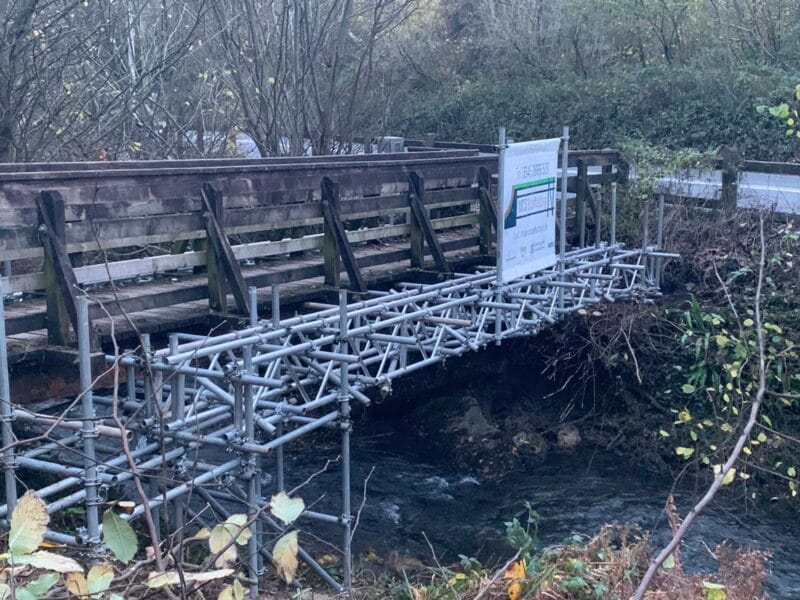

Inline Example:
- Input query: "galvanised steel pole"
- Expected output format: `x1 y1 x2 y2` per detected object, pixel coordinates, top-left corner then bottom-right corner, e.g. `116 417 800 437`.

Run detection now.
656 193 665 288
338 289 352 589
248 286 263 577
610 182 617 247
169 334 185 540
77 297 100 543
559 126 570 311
0 283 17 512
272 285 285 492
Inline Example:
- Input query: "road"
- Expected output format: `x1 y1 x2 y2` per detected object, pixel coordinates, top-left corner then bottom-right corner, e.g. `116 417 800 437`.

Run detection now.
656 169 800 214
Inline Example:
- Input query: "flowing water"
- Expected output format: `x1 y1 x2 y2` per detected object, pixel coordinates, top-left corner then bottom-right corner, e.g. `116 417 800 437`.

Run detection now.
284 428 800 597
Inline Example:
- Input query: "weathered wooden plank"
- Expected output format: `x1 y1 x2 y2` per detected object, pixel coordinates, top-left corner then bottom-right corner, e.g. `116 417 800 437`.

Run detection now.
0 149 478 174
0 186 479 260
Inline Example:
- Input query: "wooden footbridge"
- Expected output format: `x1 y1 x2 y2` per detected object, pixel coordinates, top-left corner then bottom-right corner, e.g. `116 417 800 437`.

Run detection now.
1 142 619 399
0 138 674 593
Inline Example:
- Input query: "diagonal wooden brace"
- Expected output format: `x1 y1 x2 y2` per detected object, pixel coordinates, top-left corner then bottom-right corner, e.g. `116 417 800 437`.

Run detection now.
321 177 367 292
37 191 99 350
407 170 451 274
201 183 250 315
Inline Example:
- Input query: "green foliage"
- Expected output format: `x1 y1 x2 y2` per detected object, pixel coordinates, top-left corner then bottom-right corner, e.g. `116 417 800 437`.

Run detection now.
655 219 800 500
757 83 800 140
102 510 137 565
393 62 799 161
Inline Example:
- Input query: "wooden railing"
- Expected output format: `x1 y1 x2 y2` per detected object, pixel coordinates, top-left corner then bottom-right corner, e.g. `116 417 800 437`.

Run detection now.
1 146 624 347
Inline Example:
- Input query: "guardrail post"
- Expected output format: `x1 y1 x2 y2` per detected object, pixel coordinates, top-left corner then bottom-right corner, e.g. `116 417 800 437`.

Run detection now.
575 159 587 247
719 146 741 214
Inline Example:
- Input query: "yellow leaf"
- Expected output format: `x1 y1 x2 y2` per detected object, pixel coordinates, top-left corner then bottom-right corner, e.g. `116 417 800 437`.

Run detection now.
504 560 526 580
273 531 299 584
146 569 233 589
66 572 90 597
508 580 523 600
8 551 83 573
410 587 428 600
722 468 736 485
209 525 238 568
9 491 49 555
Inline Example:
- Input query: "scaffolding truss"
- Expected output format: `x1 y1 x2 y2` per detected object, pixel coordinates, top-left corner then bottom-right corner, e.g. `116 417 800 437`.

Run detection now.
0 239 676 593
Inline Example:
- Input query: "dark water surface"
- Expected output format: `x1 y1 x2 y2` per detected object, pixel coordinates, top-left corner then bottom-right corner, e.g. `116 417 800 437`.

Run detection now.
284 430 800 597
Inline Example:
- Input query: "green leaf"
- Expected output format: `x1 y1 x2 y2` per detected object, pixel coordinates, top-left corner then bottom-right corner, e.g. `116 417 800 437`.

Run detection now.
703 581 727 600
21 573 59 597
681 384 696 394
88 564 114 595
788 466 797 478
762 415 773 427
9 491 49 555
663 553 675 570
675 447 694 459
659 430 670 438
269 492 305 526
102 510 138 564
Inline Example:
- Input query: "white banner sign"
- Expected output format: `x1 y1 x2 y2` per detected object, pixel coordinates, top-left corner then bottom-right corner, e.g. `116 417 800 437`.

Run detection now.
497 137 561 283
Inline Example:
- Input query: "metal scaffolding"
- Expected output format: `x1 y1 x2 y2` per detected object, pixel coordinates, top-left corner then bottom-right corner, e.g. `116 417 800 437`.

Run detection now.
0 203 676 593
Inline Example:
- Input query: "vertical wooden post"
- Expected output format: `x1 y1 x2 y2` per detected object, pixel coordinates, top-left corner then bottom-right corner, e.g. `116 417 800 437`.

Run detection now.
37 191 98 349
39 192 72 345
203 184 227 313
600 164 613 244
719 146 740 214
408 173 425 269
478 167 496 255
408 171 450 273
321 177 366 292
575 160 587 247
323 181 342 288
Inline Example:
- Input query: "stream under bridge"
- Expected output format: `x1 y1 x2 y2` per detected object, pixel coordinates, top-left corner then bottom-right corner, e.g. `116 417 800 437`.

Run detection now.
0 141 675 592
